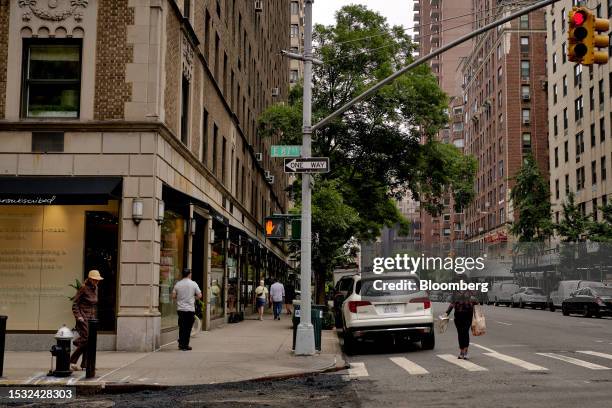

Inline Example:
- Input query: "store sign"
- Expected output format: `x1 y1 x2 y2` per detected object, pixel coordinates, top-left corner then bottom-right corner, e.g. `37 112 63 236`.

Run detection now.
0 195 57 205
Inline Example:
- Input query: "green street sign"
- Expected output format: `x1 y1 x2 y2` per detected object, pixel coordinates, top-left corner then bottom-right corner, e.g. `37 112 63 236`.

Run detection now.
271 145 301 158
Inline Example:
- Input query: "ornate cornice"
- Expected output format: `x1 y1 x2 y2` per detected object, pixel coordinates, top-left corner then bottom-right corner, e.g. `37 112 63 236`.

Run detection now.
18 0 89 23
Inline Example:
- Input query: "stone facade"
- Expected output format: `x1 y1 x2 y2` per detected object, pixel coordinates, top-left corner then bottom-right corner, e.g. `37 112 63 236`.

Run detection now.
0 2 9 119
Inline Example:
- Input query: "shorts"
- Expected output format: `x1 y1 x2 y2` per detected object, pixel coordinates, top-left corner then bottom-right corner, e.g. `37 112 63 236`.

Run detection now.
256 298 266 308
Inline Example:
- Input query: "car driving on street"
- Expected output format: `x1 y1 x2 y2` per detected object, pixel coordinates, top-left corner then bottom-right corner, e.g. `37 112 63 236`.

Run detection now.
561 286 612 318
341 273 434 354
511 287 547 309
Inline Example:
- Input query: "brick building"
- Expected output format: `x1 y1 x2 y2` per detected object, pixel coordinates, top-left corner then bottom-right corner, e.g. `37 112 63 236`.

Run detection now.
462 1 549 246
0 0 292 351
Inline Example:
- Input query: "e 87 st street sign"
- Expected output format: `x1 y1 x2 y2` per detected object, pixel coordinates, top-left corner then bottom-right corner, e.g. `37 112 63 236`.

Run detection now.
284 158 330 173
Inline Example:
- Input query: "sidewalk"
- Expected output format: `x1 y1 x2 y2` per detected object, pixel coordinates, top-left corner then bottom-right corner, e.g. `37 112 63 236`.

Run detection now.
0 316 346 390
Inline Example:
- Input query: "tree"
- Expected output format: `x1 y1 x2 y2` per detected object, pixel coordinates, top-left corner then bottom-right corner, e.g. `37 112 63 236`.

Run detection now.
509 155 553 242
259 5 477 301
555 191 590 242
588 203 612 242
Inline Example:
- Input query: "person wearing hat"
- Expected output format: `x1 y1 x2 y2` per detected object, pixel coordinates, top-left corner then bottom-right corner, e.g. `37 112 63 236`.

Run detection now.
70 270 103 371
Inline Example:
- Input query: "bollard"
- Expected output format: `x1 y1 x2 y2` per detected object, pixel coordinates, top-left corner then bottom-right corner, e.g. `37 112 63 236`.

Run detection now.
0 315 6 378
85 319 98 379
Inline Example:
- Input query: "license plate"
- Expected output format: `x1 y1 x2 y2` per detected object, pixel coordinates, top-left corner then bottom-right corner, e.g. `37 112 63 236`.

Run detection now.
383 305 399 314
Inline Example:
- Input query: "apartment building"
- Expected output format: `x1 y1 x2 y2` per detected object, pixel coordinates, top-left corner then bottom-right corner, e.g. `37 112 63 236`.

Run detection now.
413 0 472 248
462 1 549 245
0 0 291 351
547 0 612 224
289 0 304 86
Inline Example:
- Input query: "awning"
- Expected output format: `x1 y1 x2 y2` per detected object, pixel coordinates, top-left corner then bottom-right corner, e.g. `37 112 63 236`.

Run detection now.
0 177 122 205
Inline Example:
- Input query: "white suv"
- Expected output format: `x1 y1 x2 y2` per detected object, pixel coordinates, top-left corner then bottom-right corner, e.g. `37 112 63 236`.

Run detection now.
341 273 434 354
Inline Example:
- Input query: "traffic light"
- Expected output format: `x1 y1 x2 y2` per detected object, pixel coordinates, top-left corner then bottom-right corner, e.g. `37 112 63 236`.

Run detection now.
264 217 286 239
567 7 610 65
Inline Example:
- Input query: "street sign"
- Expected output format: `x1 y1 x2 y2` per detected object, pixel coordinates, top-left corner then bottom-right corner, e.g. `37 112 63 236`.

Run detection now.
264 217 286 239
284 158 330 173
271 145 302 157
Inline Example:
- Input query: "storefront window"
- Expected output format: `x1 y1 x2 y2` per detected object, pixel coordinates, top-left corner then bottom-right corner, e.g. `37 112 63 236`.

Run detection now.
0 202 118 331
210 222 226 320
159 210 185 329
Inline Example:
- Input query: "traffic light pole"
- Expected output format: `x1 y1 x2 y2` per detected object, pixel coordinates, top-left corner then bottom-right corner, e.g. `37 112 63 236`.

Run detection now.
294 0 316 355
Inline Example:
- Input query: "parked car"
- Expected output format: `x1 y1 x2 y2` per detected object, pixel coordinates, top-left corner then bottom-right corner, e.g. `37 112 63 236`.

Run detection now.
341 273 434 354
429 290 445 302
487 282 519 306
562 286 612 317
511 287 547 309
332 274 359 328
548 280 604 311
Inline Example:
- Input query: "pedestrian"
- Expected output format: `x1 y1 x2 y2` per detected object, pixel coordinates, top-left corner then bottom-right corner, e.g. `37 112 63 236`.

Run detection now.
172 269 202 351
254 279 268 321
70 270 103 371
269 279 285 320
445 279 478 360
284 281 296 315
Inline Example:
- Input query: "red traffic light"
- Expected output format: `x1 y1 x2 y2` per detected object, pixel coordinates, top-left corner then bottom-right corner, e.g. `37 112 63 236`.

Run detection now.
572 10 586 26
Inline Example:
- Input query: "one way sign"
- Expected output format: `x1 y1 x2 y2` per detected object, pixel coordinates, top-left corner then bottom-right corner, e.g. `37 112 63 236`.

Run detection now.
284 158 330 173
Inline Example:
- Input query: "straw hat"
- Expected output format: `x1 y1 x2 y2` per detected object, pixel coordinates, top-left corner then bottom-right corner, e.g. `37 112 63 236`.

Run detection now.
88 270 104 281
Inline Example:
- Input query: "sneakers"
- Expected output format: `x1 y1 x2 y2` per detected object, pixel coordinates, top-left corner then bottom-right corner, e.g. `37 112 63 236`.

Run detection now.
70 364 80 371
179 345 192 351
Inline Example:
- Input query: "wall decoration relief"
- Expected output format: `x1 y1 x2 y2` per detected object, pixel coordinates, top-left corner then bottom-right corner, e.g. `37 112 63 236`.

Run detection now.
19 0 89 23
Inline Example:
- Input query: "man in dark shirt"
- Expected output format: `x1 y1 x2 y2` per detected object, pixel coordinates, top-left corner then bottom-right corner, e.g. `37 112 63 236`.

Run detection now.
70 270 103 371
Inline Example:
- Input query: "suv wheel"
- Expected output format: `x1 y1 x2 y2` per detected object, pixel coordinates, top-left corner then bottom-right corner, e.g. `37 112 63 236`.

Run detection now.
582 305 592 318
562 304 570 316
549 303 556 312
421 332 435 350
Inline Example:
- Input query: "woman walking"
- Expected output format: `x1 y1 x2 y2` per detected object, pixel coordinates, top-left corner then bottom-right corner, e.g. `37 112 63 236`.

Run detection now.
70 270 103 371
254 279 268 321
445 284 478 360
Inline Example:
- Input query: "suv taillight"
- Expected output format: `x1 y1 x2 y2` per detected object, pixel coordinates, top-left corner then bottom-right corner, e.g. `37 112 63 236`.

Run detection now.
348 301 371 313
409 297 431 309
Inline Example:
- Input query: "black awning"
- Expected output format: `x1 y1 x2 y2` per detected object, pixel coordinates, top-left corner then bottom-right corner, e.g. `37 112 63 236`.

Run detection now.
162 184 229 225
0 177 122 205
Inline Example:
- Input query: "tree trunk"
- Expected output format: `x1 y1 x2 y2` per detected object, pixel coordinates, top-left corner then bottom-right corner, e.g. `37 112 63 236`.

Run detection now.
314 267 327 305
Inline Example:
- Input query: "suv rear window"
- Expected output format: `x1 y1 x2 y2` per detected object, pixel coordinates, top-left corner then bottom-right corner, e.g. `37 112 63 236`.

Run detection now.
526 288 544 295
358 277 420 297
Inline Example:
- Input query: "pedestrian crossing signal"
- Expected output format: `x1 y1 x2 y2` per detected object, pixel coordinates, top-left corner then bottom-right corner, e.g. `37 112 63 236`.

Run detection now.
265 217 286 239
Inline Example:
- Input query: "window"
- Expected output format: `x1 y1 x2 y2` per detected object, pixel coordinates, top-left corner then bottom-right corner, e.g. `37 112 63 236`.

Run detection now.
213 123 218 175
202 109 209 165
204 10 211 60
593 198 598 221
554 115 559 135
574 96 584 121
563 75 568 96
565 174 570 194
521 36 530 53
184 0 191 19
599 79 605 105
601 117 606 142
552 19 556 42
561 8 566 32
552 52 557 73
563 107 568 130
291 24 299 37
603 194 608 207
555 179 560 199
499 160 504 178
574 64 582 87
290 1 299 14
520 14 529 29
590 87 595 111
576 166 585 191
214 33 220 79
522 108 530 124
221 137 227 184
21 40 81 118
497 66 503 83
554 147 559 167
497 44 502 61
602 156 607 181
180 74 190 145
575 131 584 156
592 160 597 185
553 84 558 104
591 123 596 147
522 85 530 100
562 42 567 63
522 132 532 155
564 140 569 162
290 70 298 83
521 60 530 79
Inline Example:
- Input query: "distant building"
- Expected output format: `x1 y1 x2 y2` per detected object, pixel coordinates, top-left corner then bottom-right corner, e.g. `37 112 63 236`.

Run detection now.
289 0 305 86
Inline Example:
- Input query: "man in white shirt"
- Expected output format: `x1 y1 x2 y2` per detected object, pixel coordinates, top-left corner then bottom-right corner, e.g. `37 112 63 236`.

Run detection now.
172 269 202 350
269 279 285 320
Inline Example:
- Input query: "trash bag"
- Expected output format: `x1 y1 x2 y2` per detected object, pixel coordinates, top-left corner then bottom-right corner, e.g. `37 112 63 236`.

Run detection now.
435 313 450 334
471 305 486 336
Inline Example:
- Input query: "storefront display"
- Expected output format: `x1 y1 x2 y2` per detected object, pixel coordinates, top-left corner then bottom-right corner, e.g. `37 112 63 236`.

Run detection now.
159 210 186 330
210 222 226 320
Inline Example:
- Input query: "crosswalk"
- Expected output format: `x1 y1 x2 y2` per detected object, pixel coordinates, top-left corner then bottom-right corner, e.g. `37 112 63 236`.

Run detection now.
343 349 612 380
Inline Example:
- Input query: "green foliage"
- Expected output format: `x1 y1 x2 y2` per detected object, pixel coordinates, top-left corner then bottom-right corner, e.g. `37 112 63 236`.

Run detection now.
258 5 476 299
510 155 553 242
68 278 82 301
588 203 612 242
555 192 590 242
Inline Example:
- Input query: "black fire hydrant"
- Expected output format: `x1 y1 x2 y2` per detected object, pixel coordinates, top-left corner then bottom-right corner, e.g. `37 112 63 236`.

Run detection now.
48 324 73 377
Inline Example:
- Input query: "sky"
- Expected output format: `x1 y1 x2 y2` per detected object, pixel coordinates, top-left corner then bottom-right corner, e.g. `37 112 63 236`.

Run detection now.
312 1 414 33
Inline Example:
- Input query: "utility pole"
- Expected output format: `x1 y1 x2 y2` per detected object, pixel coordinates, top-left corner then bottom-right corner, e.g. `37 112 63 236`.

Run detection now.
294 0 316 355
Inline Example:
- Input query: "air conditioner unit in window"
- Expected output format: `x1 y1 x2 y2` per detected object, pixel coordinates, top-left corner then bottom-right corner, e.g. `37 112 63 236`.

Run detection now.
266 175 275 184
254 0 263 12
255 152 263 161
522 94 530 101
522 119 530 125
265 170 272 179
271 87 280 97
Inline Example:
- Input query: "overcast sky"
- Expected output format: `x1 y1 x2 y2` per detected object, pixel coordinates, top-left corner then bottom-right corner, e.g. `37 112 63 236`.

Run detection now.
313 1 414 32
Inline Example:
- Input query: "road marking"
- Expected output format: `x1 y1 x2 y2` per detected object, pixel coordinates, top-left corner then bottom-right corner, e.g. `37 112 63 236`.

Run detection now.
24 372 45 385
437 354 488 371
577 351 612 361
471 343 497 353
347 362 369 378
67 375 85 385
595 340 605 343
483 353 548 371
536 353 611 370
495 321 513 326
119 375 131 383
389 357 429 375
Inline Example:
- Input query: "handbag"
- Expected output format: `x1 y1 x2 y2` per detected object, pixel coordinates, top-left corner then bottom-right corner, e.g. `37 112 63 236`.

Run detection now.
471 305 486 336
195 301 203 320
436 313 450 334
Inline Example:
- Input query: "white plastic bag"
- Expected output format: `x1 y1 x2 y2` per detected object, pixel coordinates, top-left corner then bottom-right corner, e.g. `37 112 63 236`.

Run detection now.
436 313 450 334
471 305 486 336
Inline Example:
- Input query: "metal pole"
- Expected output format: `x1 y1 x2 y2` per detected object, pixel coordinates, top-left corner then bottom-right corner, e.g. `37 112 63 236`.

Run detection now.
0 315 6 378
312 0 561 131
295 0 316 356
85 319 98 378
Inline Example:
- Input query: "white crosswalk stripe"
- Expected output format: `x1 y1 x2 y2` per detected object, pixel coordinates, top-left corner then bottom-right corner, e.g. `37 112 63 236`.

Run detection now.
536 353 611 370
437 354 488 371
347 362 369 378
576 351 612 361
389 357 429 375
482 352 548 371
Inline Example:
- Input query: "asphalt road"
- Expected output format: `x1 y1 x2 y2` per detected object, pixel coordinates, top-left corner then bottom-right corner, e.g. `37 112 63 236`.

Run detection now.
339 302 612 408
